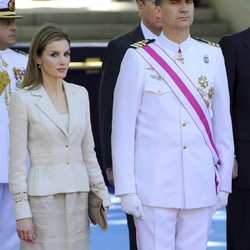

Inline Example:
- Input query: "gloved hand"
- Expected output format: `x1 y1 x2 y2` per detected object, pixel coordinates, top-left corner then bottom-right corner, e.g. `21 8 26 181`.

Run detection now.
120 193 144 219
213 191 229 212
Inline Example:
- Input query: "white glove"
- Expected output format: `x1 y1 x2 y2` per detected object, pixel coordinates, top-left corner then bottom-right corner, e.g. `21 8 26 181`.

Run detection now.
120 193 144 219
214 191 229 212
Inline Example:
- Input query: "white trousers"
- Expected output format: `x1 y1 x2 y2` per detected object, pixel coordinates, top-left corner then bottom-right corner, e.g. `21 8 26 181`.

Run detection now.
0 183 20 250
134 206 213 250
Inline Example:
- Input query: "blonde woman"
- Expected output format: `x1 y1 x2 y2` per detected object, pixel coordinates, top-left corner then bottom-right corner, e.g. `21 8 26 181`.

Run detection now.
8 23 111 250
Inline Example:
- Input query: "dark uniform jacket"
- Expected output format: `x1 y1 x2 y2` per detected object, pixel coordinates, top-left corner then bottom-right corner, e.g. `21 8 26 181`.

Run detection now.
220 27 250 189
99 25 144 170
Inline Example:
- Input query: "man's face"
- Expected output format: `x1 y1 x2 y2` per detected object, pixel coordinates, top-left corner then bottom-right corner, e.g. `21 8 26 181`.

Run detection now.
156 0 194 33
137 0 162 35
0 19 17 50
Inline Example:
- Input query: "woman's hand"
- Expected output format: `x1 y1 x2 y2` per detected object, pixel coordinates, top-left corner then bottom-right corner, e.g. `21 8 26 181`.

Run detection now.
16 218 35 243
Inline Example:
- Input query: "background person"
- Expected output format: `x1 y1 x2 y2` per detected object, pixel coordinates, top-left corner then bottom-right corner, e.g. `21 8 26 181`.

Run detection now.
220 27 250 250
0 1 27 249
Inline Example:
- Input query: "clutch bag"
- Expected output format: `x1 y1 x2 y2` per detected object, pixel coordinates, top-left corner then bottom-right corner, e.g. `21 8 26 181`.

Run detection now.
88 190 108 231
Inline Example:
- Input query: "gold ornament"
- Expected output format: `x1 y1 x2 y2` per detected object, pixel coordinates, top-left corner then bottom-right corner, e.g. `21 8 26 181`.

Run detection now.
0 70 11 96
8 0 15 12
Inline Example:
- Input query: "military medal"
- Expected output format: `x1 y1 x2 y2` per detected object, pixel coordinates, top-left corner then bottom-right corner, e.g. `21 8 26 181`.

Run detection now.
176 48 184 64
196 75 214 108
13 67 26 86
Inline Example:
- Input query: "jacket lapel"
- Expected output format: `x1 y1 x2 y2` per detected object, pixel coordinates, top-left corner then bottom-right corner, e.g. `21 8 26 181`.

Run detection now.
32 86 69 136
63 81 80 135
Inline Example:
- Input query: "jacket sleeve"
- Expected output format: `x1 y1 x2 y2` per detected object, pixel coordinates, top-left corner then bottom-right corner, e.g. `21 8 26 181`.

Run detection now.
9 92 32 220
81 89 111 207
111 49 145 196
98 40 126 170
212 48 234 192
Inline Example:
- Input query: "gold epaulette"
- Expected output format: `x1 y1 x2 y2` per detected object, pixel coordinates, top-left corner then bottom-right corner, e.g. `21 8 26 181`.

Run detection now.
15 49 28 56
130 39 155 49
193 37 220 47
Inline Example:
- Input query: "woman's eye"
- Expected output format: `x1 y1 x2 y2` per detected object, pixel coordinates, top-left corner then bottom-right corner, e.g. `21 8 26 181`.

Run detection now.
50 53 58 57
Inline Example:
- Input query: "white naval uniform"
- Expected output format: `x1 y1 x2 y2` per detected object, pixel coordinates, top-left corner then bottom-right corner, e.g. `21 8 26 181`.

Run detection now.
0 48 27 250
112 33 234 249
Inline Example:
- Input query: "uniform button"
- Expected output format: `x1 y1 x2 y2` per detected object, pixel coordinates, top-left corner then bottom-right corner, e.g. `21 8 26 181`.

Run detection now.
183 145 187 149
66 161 70 165
65 145 69 148
182 121 187 127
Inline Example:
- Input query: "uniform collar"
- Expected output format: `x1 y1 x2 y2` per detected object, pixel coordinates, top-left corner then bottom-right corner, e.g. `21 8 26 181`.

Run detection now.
157 32 192 53
140 21 159 40
0 48 7 56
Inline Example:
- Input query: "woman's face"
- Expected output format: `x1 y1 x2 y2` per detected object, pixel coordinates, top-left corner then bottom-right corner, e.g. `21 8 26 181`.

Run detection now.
36 39 70 81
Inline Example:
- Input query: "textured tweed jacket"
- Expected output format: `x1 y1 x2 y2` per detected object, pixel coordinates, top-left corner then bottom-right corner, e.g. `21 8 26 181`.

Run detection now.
9 81 110 220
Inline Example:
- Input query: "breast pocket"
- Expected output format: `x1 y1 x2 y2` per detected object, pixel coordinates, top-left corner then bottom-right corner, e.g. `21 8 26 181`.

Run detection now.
145 82 172 95
141 82 175 118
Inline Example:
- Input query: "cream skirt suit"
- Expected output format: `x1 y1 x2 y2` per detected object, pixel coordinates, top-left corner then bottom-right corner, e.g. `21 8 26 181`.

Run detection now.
8 81 111 250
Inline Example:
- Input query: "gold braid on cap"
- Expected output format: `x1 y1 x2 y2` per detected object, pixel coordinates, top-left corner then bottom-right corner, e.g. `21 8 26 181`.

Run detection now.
8 0 15 12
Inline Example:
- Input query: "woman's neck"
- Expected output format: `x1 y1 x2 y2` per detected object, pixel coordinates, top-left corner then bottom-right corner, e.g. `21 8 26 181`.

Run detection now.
43 79 64 96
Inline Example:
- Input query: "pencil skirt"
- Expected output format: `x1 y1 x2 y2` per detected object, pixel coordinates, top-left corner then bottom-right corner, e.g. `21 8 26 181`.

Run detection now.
21 192 89 250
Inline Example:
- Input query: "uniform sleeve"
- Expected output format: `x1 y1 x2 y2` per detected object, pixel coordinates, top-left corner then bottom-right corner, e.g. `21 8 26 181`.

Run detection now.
111 48 144 196
98 40 126 170
9 92 32 220
212 48 234 192
81 89 111 207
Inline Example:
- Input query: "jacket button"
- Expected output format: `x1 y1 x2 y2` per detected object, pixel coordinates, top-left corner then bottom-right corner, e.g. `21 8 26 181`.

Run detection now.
183 145 187 149
182 121 187 127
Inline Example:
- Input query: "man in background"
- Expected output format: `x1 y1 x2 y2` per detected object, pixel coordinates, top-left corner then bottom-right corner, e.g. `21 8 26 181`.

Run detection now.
98 1 162 249
220 27 250 250
0 1 27 249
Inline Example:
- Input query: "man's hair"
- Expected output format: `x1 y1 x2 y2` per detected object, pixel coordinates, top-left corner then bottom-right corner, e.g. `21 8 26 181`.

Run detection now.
154 0 161 5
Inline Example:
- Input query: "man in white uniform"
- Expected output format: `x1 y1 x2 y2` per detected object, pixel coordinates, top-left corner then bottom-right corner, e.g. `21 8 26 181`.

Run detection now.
0 1 27 249
111 0 234 249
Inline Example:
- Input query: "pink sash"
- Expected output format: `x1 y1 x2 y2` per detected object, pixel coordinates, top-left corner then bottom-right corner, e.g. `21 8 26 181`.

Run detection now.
134 43 221 169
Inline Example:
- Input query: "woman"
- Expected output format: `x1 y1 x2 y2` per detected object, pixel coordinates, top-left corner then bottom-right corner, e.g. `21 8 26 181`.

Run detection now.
8 23 111 249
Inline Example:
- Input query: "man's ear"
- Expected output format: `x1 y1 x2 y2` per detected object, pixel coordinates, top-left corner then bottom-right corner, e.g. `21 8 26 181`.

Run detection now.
136 0 144 18
154 5 162 19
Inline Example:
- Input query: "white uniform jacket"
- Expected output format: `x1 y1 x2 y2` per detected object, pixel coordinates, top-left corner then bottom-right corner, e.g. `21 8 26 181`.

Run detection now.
0 48 27 183
9 81 110 220
112 33 234 209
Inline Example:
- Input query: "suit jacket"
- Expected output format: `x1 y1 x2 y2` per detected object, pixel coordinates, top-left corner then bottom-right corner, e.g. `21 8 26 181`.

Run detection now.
9 81 110 220
220 28 250 189
98 25 144 170
112 34 234 208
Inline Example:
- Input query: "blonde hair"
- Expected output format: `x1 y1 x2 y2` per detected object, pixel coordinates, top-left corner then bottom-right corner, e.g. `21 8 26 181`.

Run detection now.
20 23 70 90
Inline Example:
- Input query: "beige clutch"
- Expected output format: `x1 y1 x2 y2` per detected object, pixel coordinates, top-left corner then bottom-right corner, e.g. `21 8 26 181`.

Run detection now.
88 190 108 231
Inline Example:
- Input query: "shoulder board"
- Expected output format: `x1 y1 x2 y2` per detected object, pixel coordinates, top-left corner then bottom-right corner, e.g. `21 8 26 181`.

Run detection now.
15 49 28 56
193 37 220 47
130 39 155 49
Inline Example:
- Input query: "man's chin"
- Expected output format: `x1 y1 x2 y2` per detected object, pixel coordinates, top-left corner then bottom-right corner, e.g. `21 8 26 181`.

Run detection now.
8 38 17 46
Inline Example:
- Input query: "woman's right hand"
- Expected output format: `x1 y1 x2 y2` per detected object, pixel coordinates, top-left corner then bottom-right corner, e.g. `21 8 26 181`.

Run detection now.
16 218 35 243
